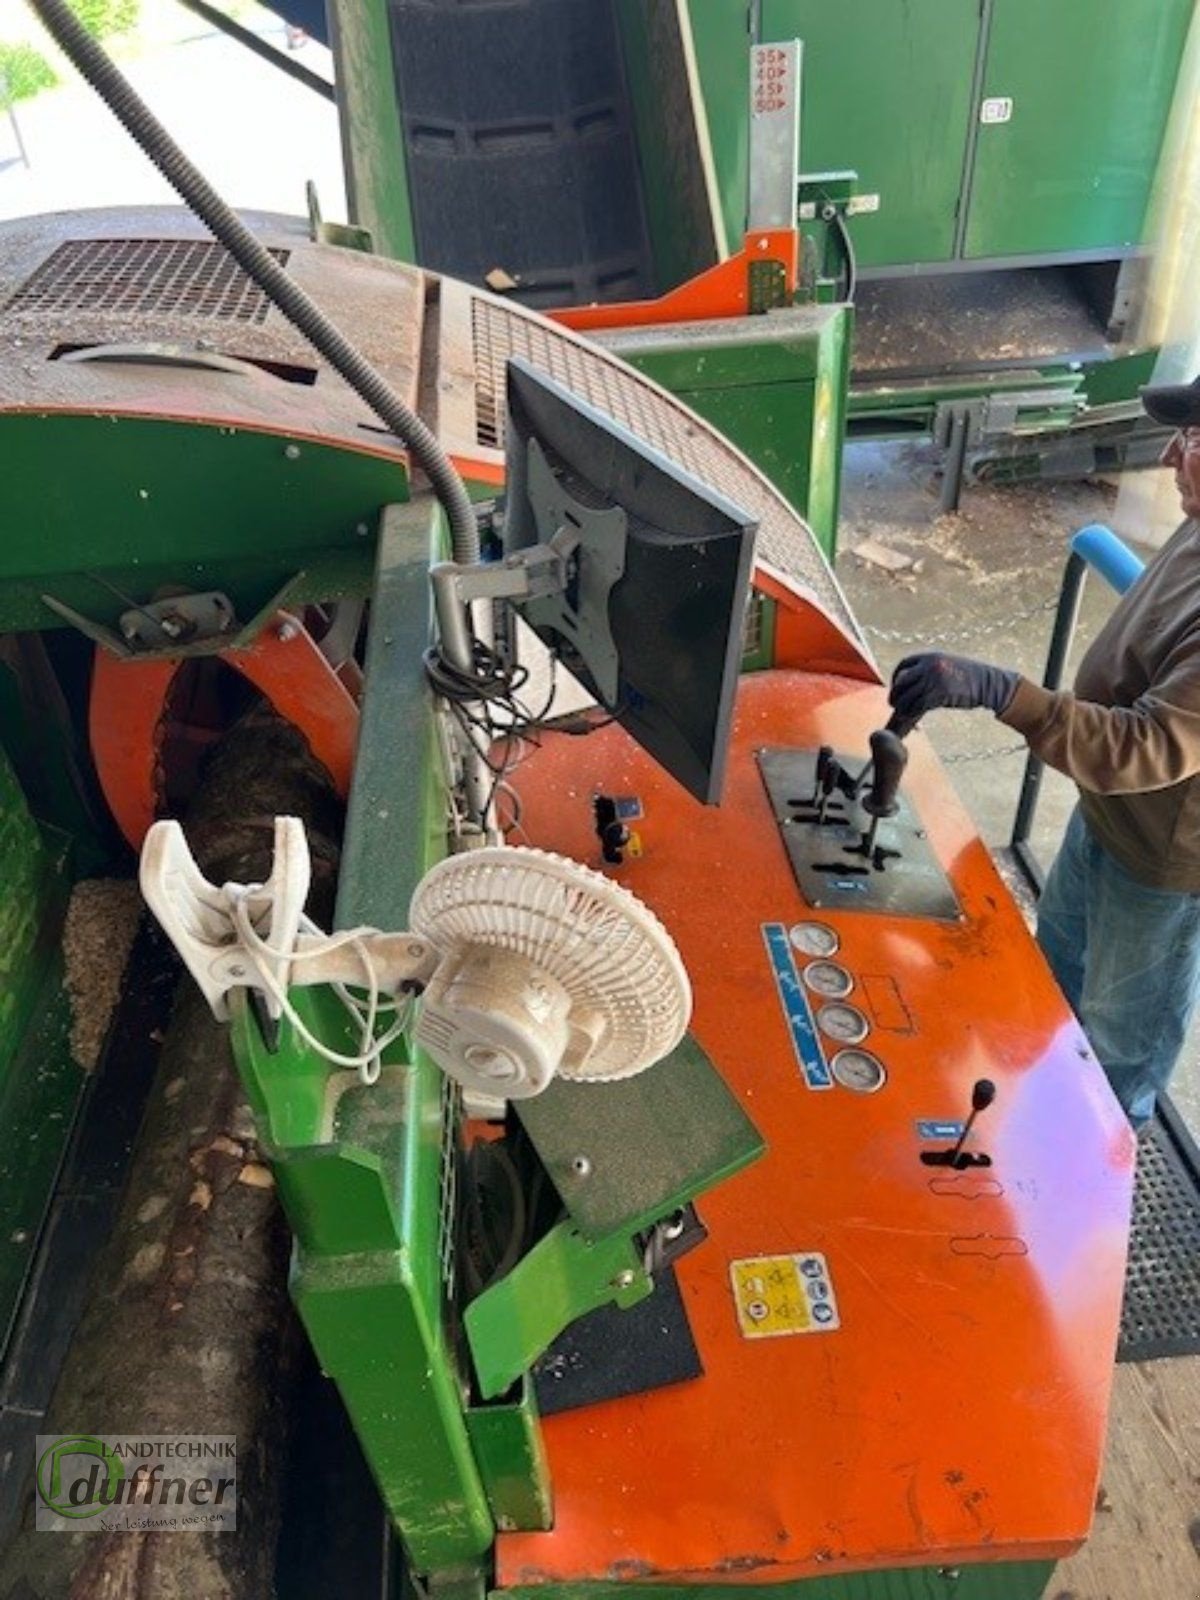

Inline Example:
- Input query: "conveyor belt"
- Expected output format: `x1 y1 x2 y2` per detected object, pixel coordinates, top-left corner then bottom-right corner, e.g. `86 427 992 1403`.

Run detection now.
853 266 1111 381
388 0 655 308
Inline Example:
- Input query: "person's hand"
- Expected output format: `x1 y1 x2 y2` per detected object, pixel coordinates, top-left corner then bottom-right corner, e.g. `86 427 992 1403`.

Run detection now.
889 652 1019 730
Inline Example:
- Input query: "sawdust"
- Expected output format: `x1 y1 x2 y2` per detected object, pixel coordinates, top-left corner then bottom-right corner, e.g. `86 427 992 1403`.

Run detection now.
61 878 142 1071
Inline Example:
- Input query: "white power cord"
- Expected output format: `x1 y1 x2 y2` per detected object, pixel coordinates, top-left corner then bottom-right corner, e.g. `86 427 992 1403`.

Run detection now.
141 818 692 1102
227 886 416 1085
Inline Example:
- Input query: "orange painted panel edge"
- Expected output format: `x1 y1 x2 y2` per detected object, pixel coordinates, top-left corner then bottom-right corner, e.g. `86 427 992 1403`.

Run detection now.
553 231 800 334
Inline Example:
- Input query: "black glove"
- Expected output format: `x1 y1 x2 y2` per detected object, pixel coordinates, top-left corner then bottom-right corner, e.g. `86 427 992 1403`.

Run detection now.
889 652 1019 731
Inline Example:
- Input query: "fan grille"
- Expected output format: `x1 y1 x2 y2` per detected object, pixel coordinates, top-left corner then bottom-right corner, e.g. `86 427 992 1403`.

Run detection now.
410 847 690 1081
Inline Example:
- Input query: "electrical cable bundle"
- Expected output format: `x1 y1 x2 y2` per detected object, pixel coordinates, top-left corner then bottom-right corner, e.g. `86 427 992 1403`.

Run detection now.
424 637 621 836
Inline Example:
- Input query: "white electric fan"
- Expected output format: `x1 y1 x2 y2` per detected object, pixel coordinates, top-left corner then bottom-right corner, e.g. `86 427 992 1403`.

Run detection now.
140 817 692 1099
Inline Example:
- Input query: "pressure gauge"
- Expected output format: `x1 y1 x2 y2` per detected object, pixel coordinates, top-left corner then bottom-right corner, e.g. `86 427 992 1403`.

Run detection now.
830 1047 886 1094
816 1001 869 1045
802 960 853 999
790 921 839 957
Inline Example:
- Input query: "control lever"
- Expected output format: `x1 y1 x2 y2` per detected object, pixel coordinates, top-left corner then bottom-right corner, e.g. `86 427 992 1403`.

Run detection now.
863 730 907 830
921 1079 996 1169
884 707 920 741
847 729 908 867
813 744 838 822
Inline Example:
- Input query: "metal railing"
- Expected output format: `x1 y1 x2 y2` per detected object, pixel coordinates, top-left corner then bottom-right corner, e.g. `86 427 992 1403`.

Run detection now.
1009 522 1145 890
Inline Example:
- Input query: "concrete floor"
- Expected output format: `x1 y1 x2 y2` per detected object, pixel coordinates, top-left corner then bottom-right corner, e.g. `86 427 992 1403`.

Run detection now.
836 440 1199 1139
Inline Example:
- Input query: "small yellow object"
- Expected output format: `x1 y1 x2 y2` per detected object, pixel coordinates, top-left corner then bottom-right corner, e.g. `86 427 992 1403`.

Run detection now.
729 1252 840 1339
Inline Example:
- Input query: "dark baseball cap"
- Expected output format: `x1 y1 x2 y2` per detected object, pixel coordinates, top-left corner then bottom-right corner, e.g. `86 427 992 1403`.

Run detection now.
1141 375 1200 427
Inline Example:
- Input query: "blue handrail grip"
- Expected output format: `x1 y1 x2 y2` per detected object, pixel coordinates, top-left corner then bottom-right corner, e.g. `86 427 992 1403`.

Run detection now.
1070 523 1146 596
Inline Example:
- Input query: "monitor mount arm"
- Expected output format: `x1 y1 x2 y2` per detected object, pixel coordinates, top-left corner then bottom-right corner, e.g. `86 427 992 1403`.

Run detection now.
430 542 574 839
430 447 629 836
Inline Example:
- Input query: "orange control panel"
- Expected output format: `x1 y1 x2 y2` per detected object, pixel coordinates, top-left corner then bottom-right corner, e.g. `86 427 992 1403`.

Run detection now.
498 665 1135 1586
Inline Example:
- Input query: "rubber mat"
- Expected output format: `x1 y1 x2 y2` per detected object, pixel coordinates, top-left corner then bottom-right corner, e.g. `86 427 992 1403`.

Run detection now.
1117 1105 1200 1361
387 0 655 308
533 1266 701 1416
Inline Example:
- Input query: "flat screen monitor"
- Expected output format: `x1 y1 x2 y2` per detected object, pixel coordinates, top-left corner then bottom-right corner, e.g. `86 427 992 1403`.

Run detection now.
502 358 757 805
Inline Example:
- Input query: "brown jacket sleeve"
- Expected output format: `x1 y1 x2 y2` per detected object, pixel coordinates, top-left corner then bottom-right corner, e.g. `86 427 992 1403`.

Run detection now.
998 638 1200 794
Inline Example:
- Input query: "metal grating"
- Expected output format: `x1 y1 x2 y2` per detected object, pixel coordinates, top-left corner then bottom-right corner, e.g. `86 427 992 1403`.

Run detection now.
741 591 764 660
1118 1108 1200 1360
470 296 861 639
2 238 289 323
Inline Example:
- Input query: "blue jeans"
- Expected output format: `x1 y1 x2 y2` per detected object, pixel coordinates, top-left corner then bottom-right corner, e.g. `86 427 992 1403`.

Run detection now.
1036 806 1200 1130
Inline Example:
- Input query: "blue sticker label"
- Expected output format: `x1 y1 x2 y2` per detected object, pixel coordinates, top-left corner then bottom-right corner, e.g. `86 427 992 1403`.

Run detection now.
762 924 832 1090
614 796 643 821
917 1120 965 1140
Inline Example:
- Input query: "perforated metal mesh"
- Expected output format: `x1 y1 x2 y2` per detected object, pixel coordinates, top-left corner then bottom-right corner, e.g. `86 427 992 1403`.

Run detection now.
742 592 764 659
1118 1114 1200 1360
470 296 859 637
2 239 288 323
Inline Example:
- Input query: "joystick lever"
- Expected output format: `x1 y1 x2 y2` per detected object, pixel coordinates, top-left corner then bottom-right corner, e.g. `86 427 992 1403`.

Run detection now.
847 729 908 866
921 1079 996 1169
885 707 920 741
863 729 907 824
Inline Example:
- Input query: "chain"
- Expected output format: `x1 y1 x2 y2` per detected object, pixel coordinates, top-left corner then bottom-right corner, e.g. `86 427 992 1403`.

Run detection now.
863 596 1058 647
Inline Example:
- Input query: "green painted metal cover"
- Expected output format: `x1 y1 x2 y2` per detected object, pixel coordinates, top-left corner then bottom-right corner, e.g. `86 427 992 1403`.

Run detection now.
964 0 1193 259
763 0 981 267
515 1033 765 1240
496 1561 1054 1600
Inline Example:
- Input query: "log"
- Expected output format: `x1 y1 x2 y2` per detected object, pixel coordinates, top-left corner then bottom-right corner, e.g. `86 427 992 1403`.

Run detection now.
1 705 344 1599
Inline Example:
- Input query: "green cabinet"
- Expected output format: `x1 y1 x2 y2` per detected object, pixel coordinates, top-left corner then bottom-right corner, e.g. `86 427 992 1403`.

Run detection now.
965 0 1194 259
685 0 1194 270
762 0 980 267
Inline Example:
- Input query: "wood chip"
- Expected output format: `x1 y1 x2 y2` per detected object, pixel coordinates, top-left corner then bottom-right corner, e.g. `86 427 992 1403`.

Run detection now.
237 1163 274 1190
851 536 914 573
61 879 142 1071
485 267 520 292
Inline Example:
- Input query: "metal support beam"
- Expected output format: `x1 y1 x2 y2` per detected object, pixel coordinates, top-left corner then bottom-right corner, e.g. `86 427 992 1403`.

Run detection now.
174 0 335 101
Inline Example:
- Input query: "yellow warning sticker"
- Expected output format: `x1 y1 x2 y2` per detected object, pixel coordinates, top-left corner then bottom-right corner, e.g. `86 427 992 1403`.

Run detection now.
730 1252 840 1339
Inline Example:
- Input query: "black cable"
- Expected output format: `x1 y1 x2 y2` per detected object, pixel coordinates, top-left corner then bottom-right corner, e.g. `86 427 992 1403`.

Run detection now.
426 630 621 834
831 207 858 304
28 0 479 564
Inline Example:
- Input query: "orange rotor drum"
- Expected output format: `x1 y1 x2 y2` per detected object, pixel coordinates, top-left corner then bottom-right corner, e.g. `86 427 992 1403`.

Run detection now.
89 611 359 848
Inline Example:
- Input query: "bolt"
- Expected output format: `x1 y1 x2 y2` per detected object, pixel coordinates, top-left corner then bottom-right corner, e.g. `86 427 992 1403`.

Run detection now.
159 615 186 640
938 1570 961 1583
284 443 301 461
120 617 140 640
277 619 300 642
228 965 246 978
571 1155 591 1178
612 1269 636 1289
355 522 370 537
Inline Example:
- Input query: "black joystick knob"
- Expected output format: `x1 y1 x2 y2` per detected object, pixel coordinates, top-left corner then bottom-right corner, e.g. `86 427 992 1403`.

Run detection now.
863 729 908 819
970 1078 997 1115
947 1078 996 1164
921 1078 997 1169
885 707 920 741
